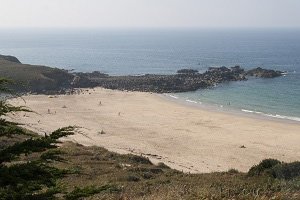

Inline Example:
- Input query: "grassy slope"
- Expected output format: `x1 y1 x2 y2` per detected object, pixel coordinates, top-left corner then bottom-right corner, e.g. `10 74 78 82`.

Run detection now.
0 58 73 93
56 142 300 200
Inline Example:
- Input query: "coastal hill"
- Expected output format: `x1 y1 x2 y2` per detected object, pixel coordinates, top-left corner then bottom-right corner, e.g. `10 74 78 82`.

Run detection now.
0 54 283 94
0 54 21 63
0 55 73 93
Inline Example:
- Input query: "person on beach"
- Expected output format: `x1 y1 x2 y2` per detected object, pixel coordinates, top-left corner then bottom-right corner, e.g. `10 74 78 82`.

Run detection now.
47 109 50 114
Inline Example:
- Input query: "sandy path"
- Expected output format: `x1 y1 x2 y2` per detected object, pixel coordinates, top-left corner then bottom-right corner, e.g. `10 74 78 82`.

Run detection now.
8 88 300 173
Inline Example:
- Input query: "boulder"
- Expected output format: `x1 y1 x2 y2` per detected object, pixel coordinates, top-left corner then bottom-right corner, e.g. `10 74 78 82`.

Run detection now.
246 67 283 78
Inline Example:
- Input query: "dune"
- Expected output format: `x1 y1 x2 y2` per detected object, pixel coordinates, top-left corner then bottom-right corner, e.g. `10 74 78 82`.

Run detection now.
8 87 300 173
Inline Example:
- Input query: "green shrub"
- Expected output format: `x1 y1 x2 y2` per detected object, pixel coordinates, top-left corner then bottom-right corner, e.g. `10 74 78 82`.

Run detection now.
272 162 300 179
65 185 118 200
157 162 170 169
248 159 300 180
126 174 141 182
128 155 152 164
248 159 281 176
227 168 239 174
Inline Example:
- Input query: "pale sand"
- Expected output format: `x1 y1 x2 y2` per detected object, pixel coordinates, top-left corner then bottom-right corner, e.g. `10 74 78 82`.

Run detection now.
8 88 300 173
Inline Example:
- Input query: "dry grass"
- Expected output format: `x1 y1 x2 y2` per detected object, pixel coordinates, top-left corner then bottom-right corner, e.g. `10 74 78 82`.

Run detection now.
55 142 300 200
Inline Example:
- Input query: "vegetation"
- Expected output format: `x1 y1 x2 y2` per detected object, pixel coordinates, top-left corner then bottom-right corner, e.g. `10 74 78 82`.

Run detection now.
0 56 73 93
55 143 300 200
249 159 300 180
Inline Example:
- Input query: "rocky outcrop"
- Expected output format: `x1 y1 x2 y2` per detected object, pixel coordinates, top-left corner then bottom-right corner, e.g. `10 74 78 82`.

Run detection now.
79 65 283 93
246 67 283 78
81 66 249 93
89 74 209 93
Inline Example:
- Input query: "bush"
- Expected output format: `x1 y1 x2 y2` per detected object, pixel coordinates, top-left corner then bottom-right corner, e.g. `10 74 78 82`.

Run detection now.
272 162 300 179
248 159 300 180
129 155 152 164
248 159 281 176
126 174 140 182
65 185 118 200
227 168 239 174
157 162 170 169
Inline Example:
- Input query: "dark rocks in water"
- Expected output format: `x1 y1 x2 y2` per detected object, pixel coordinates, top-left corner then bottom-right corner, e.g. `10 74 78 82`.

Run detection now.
89 66 247 93
87 65 282 93
0 54 21 63
92 74 210 93
177 69 199 74
204 66 247 82
246 67 283 78
208 66 231 73
231 65 245 73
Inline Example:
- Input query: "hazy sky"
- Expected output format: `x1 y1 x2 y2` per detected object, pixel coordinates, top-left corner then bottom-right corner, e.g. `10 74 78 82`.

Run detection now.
0 0 299 28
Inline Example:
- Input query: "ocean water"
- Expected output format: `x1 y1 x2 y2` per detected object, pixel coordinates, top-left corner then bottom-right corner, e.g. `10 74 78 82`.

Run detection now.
0 28 300 121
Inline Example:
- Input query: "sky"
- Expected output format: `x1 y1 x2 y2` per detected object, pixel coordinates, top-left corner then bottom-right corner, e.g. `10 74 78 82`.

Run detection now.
0 0 299 28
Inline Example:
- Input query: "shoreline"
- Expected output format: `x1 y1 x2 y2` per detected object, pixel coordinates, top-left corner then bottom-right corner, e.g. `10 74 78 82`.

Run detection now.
161 93 300 125
8 87 300 173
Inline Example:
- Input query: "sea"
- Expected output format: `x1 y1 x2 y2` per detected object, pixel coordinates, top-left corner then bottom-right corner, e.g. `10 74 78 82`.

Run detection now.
0 28 300 122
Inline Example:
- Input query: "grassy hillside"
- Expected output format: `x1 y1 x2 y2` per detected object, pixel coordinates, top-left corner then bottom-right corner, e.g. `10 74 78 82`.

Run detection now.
0 55 21 63
2 133 299 199
55 143 299 199
0 56 73 93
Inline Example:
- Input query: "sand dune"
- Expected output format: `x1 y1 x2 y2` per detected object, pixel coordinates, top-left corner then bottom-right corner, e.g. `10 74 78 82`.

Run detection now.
8 88 300 173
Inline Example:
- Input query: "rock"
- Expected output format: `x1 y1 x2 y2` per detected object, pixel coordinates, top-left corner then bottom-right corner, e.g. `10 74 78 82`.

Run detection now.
86 66 248 93
231 65 245 73
208 66 231 73
78 66 281 93
246 67 283 78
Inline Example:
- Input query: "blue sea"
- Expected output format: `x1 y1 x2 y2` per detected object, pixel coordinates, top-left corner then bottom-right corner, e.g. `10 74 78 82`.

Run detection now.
0 28 300 121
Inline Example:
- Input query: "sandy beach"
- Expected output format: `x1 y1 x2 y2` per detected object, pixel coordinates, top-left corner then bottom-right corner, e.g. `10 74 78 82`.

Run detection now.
8 88 300 173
